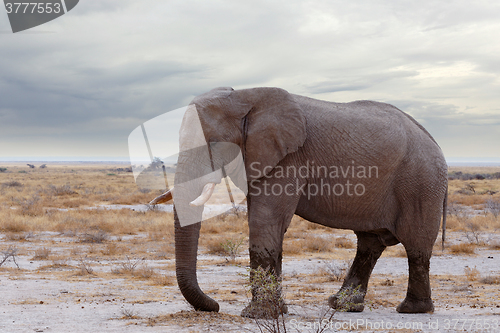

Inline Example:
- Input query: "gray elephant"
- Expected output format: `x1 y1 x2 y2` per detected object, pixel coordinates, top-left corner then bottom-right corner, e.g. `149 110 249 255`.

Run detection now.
151 87 448 317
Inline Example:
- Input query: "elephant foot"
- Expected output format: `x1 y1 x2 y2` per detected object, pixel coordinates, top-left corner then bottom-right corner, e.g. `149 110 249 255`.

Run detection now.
396 297 434 313
328 289 365 312
241 301 288 319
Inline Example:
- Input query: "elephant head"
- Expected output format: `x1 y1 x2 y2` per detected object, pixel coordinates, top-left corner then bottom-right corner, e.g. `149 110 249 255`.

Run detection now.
168 87 307 311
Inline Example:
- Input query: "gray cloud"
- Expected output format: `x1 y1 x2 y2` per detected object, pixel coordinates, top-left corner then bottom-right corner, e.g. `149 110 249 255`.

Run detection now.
0 0 499 160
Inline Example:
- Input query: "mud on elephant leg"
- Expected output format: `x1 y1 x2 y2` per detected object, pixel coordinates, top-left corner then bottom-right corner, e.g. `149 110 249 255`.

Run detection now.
241 264 288 319
329 231 386 312
241 198 296 319
241 229 288 319
396 251 434 313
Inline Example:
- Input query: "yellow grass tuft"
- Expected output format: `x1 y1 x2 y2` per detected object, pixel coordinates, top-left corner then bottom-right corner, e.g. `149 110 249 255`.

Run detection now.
153 274 176 286
201 236 228 255
283 239 302 255
32 247 51 260
449 243 476 254
334 236 355 249
200 213 248 235
101 243 122 256
464 266 480 281
302 235 333 253
480 275 500 284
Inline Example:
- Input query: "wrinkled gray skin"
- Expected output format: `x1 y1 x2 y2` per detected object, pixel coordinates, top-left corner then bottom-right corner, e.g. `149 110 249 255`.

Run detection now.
173 87 448 317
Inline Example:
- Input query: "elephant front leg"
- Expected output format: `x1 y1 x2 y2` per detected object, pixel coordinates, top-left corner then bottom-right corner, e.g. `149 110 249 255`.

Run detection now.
241 192 297 319
241 244 288 319
329 231 386 312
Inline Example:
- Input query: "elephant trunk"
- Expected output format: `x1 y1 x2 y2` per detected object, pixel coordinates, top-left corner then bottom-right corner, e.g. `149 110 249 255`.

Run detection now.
174 208 219 312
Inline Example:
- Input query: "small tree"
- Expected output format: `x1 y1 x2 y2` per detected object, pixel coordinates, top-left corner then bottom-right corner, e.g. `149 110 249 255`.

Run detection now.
0 246 19 268
486 199 500 219
245 267 287 333
148 157 164 170
221 238 244 263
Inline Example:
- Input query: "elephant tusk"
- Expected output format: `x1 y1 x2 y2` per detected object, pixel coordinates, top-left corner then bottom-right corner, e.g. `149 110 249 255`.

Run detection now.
149 187 174 205
189 183 216 206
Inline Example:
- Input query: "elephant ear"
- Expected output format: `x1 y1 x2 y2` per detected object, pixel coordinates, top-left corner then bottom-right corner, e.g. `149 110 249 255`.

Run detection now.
236 88 307 180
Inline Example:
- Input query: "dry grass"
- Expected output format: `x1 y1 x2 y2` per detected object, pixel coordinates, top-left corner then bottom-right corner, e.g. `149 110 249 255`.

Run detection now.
283 239 303 255
32 247 51 260
282 234 356 256
155 242 175 258
464 266 480 281
79 230 109 243
0 205 174 238
449 243 476 254
0 216 33 233
0 164 499 330
2 163 497 238
0 164 155 211
75 257 95 276
447 168 500 206
200 213 248 235
489 241 500 250
448 192 496 206
153 274 176 286
380 278 394 286
102 243 122 256
37 259 73 271
4 231 33 241
444 214 500 233
284 234 336 254
480 275 500 284
0 165 498 281
334 236 355 249
303 235 334 252
108 256 174 284
315 260 350 282
201 236 228 255
143 311 249 327
134 265 155 279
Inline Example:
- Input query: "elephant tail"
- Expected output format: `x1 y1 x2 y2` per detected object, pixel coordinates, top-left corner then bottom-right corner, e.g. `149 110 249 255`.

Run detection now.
441 186 448 251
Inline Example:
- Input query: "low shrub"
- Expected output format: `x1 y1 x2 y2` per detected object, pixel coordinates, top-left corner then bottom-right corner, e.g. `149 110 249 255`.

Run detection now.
464 266 480 281
32 247 51 260
480 275 500 284
449 243 475 254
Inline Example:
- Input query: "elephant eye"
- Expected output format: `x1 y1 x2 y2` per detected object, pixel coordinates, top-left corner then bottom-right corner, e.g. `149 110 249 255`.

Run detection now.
208 141 219 151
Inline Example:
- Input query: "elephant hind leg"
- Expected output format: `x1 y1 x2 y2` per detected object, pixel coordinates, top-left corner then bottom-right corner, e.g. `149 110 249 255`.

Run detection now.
396 249 434 313
329 231 386 312
394 199 440 313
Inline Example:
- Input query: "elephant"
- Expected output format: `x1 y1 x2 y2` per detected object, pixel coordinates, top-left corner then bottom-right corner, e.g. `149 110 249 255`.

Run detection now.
151 87 448 317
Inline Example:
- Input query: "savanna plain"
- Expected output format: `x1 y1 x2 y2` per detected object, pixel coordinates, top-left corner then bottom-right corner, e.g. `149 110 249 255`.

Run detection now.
0 163 499 332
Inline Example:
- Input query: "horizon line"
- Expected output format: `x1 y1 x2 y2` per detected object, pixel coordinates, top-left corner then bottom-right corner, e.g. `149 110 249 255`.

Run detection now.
1 156 500 166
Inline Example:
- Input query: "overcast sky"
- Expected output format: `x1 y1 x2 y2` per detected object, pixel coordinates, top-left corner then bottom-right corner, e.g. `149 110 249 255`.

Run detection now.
1 0 499 162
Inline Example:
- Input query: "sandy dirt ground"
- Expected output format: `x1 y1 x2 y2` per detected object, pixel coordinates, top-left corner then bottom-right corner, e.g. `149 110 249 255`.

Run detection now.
1 163 499 332
1 226 499 333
